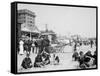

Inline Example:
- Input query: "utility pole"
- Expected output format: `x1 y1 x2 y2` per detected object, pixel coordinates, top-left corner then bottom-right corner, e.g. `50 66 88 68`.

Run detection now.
29 25 33 40
45 24 48 32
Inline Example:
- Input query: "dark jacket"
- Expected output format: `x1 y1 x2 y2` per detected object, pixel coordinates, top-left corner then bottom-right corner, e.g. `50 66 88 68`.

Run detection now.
34 55 43 67
21 57 32 69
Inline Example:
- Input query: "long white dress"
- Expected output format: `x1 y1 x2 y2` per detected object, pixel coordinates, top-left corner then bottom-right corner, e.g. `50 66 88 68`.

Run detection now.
19 40 24 55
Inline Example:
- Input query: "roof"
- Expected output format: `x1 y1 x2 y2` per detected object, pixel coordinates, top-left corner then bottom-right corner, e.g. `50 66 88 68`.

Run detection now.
18 9 36 17
21 23 40 33
41 30 56 35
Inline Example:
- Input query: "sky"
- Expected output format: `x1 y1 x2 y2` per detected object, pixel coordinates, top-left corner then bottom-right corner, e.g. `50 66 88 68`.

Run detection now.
18 3 96 38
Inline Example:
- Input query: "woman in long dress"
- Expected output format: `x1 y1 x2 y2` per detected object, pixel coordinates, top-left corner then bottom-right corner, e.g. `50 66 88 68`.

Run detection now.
19 40 24 55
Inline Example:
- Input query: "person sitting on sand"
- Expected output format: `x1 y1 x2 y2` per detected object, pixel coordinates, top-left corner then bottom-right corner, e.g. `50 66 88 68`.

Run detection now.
54 55 60 65
34 54 44 68
72 51 79 61
21 54 32 69
41 51 50 65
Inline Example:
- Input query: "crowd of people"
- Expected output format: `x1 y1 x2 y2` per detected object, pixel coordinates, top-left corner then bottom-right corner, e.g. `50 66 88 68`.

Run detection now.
72 40 97 69
18 35 97 70
18 36 60 70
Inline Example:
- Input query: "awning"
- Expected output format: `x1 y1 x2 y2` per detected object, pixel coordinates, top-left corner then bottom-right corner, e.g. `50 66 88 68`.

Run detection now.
21 23 40 33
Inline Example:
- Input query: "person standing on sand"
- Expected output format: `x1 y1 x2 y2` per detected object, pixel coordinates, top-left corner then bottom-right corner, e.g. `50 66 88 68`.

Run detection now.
19 39 24 55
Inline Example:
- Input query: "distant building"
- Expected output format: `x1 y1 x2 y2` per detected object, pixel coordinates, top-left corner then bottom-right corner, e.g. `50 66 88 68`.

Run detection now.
18 9 35 26
17 9 40 40
40 24 57 44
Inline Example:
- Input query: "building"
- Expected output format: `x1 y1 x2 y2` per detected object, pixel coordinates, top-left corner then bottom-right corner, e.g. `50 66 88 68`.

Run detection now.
18 9 35 27
17 9 40 40
40 24 57 44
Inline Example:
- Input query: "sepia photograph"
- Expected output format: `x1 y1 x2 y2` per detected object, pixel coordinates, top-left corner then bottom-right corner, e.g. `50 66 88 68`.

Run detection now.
16 3 97 73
